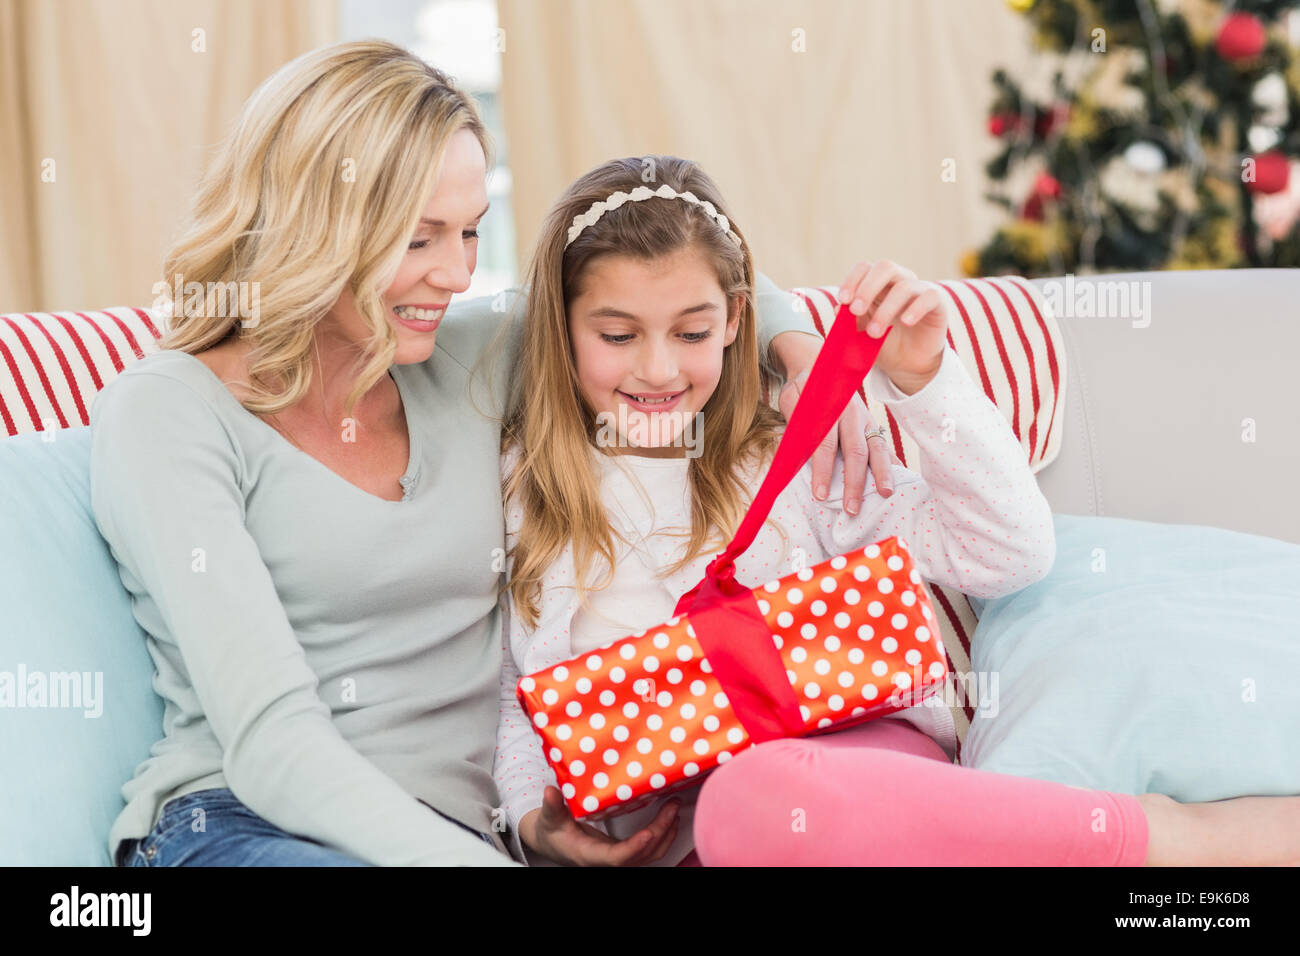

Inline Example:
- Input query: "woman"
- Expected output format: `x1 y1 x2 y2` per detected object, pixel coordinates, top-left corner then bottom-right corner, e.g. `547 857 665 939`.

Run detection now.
90 39 886 867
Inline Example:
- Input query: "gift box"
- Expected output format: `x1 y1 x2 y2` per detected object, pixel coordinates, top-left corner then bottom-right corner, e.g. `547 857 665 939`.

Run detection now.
516 536 947 819
516 303 948 820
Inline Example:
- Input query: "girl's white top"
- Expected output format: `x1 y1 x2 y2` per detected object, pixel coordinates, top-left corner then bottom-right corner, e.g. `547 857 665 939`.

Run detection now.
496 344 1056 865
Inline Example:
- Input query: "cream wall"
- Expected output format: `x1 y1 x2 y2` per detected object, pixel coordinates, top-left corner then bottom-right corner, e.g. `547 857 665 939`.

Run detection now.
0 0 336 312
2 0 1037 311
497 0 1035 288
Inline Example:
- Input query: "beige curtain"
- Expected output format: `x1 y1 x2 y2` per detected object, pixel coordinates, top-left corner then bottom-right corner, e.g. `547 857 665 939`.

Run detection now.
498 0 1036 288
0 0 336 313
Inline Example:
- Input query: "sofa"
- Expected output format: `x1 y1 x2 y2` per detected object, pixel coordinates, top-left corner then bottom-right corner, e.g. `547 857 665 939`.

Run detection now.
3 268 1296 866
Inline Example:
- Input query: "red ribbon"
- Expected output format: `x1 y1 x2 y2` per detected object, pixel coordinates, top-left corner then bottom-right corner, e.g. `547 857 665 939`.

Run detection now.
673 304 889 743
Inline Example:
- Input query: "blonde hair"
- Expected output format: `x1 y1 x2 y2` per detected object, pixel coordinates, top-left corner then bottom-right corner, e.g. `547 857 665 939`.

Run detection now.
500 156 787 630
158 39 493 419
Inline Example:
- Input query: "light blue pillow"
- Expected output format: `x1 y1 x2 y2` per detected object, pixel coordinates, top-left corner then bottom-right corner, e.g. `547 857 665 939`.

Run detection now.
963 513 1300 802
0 427 163 865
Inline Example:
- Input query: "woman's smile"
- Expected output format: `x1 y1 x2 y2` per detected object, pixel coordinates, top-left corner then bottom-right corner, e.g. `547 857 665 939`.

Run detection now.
392 303 447 332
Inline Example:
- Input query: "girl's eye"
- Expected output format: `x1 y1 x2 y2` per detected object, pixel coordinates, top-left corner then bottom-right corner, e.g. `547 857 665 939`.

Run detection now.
599 331 712 344
463 229 480 240
408 240 429 250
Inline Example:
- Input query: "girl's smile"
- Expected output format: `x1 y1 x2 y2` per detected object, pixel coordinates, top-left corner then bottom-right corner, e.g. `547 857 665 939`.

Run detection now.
617 388 688 412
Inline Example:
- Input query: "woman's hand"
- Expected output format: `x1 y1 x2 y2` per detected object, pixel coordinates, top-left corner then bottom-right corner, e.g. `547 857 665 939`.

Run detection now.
838 259 949 396
518 786 681 866
771 259 944 514
778 370 901 515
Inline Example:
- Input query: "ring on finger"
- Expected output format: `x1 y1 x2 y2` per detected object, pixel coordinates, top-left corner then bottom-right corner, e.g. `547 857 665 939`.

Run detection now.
865 428 886 443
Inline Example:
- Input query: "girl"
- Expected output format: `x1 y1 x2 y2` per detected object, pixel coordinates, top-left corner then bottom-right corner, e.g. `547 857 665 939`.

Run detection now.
495 154 1050 866
495 156 1300 867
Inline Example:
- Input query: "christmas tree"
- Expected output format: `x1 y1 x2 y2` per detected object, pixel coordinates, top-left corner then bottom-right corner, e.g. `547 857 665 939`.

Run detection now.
966 0 1300 276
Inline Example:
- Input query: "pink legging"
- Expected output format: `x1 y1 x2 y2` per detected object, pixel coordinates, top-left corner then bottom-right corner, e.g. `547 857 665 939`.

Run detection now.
691 718 1150 866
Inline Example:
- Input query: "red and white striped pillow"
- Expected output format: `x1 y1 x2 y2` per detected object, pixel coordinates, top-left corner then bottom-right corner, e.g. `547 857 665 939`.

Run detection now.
0 308 165 436
2 279 1065 761
776 279 1065 475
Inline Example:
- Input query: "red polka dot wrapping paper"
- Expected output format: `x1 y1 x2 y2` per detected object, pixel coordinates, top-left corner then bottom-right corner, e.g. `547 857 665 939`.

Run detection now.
516 535 948 820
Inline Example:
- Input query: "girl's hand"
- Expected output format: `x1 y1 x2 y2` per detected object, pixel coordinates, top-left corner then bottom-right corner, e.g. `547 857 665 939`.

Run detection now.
838 259 948 396
518 786 681 866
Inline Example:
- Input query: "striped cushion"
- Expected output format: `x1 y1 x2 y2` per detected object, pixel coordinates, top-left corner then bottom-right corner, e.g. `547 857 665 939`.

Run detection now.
0 309 166 436
775 280 1065 474
2 278 1065 762
767 279 1067 762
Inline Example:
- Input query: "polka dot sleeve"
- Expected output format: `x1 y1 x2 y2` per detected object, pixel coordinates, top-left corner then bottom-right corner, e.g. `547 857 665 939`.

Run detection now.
494 447 559 847
495 594 557 844
791 344 1056 600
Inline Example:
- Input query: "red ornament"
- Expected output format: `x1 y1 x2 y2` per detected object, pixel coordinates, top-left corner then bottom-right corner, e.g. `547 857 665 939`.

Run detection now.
1032 171 1063 199
1246 150 1291 194
1034 103 1070 138
989 113 1024 137
1020 172 1064 221
1215 12 1267 62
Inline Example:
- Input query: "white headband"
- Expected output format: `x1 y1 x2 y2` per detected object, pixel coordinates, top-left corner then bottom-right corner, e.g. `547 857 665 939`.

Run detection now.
564 183 743 249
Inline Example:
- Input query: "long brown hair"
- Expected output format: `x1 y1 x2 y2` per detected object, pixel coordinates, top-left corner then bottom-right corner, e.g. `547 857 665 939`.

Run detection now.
500 156 789 630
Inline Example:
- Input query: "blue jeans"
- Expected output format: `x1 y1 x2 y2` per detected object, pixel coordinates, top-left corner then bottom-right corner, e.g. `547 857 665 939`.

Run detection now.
116 788 497 866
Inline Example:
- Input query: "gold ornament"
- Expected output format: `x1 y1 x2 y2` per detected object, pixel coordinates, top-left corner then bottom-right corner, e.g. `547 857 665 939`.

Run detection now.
1210 217 1242 265
1063 93 1101 142
1181 0 1223 47
1002 220 1050 265
1168 217 1244 269
1285 55 1300 104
